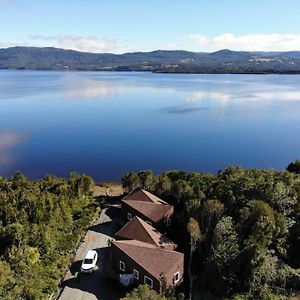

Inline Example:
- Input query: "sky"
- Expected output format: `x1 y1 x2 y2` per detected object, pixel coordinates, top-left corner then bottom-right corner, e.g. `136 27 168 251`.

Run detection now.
1 0 300 53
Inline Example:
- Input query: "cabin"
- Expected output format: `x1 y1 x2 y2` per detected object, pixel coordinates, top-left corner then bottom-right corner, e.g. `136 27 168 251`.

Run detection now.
115 216 177 251
121 188 174 229
110 240 184 293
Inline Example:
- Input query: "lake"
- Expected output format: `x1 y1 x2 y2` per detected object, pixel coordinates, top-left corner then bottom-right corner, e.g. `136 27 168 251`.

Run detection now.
0 70 300 182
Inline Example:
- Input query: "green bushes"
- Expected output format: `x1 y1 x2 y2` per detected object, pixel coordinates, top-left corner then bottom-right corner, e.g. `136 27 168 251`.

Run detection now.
0 172 98 299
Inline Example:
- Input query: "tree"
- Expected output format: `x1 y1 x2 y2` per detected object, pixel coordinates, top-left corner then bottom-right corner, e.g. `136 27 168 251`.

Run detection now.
122 172 141 192
0 260 14 298
187 218 201 300
287 160 300 174
0 172 98 299
210 216 240 295
121 284 167 300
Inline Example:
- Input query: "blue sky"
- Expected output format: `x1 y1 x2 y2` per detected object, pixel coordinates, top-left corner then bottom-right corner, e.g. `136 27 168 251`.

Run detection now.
1 0 300 53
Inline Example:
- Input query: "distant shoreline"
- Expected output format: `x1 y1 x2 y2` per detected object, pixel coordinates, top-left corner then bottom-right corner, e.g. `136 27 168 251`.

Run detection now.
2 46 300 75
1 68 300 75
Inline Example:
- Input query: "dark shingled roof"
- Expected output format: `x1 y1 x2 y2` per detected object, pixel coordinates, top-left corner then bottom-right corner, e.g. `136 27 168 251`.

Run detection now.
123 188 168 205
112 240 183 279
122 188 173 223
115 216 176 250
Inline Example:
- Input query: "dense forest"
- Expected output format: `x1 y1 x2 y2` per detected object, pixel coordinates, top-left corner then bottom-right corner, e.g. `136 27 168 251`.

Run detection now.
0 172 97 299
122 161 300 300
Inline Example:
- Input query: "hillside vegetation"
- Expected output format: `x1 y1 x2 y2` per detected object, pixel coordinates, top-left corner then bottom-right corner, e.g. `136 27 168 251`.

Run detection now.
0 172 97 299
122 162 300 299
2 47 300 73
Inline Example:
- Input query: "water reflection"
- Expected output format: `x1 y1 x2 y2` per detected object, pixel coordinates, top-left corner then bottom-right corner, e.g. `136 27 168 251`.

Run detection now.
63 74 124 99
0 71 300 181
0 132 25 172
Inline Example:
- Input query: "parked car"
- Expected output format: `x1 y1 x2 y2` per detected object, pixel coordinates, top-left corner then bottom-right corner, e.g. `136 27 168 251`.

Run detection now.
81 250 98 273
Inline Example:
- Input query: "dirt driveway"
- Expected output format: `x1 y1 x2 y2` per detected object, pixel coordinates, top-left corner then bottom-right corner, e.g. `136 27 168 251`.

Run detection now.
58 206 126 300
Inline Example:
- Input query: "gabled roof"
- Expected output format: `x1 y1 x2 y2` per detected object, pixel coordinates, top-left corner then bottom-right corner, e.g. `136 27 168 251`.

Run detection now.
112 240 183 279
122 188 173 223
122 200 172 223
115 216 176 249
123 188 168 205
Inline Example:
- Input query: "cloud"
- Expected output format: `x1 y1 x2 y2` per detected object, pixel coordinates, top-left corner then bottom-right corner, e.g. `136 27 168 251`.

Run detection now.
30 34 122 53
0 41 14 48
187 33 300 51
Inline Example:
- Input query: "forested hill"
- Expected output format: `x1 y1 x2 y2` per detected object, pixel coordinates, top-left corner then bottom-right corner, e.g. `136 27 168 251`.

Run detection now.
2 46 300 73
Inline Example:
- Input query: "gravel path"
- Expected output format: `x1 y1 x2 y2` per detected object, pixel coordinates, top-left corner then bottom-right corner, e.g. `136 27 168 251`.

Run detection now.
58 206 124 300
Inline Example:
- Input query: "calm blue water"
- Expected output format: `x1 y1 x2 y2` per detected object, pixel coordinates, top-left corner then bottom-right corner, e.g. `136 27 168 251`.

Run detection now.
0 70 300 182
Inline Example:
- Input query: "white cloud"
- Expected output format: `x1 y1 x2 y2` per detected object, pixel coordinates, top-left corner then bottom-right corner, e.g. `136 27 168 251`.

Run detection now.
30 35 122 53
187 33 300 51
0 41 14 48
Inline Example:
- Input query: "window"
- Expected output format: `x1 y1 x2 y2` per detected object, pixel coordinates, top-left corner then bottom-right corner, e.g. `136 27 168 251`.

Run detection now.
146 220 152 226
174 271 180 284
127 212 132 220
133 269 139 279
120 260 125 272
144 276 153 288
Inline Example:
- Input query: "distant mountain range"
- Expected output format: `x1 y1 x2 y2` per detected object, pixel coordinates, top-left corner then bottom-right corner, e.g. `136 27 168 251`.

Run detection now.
1 46 300 73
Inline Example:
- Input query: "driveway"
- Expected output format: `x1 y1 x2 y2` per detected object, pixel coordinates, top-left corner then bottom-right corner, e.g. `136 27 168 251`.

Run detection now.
58 206 126 300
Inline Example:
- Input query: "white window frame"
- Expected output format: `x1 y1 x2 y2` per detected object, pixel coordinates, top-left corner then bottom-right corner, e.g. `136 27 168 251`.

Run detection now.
174 271 180 284
127 212 133 220
144 275 153 288
133 269 139 279
120 260 125 272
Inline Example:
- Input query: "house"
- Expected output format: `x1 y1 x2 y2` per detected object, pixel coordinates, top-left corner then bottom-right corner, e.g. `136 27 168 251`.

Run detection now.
121 188 174 228
110 239 184 293
115 216 177 251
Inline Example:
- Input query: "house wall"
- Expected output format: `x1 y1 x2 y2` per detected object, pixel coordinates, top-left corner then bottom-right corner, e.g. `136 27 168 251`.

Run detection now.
110 243 161 292
164 253 184 290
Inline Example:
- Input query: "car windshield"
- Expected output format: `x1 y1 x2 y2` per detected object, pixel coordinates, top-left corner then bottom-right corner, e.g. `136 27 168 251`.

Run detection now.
83 258 93 264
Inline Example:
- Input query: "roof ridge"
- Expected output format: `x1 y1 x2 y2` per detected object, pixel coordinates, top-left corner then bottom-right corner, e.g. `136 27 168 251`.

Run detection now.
122 188 168 205
142 189 168 204
123 199 171 206
113 239 156 250
135 216 160 247
114 216 138 236
114 239 180 254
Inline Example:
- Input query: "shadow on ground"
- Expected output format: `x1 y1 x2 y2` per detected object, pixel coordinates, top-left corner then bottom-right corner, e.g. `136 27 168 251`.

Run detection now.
59 205 125 300
63 274 127 300
63 248 126 300
88 220 119 236
88 207 121 235
105 206 121 219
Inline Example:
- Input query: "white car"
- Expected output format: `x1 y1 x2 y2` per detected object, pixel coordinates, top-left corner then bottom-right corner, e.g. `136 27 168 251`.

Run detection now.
81 250 98 273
